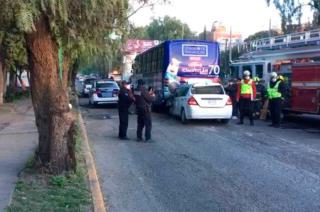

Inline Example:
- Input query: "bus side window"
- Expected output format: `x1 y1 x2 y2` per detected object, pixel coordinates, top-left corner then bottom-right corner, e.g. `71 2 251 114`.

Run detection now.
157 47 163 73
147 53 152 73
153 50 157 73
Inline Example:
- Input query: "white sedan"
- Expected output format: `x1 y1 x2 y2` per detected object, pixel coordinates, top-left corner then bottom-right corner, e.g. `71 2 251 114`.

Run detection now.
169 83 233 124
89 80 119 106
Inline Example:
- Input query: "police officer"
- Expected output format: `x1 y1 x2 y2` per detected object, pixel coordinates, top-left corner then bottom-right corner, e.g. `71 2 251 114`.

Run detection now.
134 79 155 142
118 81 134 140
267 72 285 128
236 70 257 126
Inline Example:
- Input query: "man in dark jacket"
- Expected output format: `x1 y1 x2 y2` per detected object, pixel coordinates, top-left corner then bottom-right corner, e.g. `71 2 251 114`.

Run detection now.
267 72 286 128
118 81 134 140
225 79 238 119
254 77 266 118
134 79 155 142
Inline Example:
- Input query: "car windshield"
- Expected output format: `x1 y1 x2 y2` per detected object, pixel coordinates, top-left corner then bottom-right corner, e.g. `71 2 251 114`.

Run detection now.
191 86 224 95
96 82 117 89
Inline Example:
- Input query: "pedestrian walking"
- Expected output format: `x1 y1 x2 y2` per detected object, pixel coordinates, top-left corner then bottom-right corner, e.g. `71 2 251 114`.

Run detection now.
225 79 238 119
118 81 134 140
236 70 256 126
267 72 286 128
134 79 155 142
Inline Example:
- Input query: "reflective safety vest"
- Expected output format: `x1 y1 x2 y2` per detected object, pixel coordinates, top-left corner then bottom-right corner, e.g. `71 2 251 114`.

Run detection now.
240 79 253 95
267 81 282 99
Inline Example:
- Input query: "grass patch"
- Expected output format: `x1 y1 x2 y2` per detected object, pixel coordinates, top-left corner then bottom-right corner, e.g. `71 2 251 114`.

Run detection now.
5 90 31 103
6 122 92 212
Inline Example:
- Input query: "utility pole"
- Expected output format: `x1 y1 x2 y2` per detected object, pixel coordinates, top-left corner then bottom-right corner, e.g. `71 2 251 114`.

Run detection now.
203 25 207 40
229 27 232 63
269 18 272 37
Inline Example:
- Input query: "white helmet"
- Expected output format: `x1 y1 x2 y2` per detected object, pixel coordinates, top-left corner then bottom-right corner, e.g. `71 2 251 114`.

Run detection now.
270 72 278 78
243 70 251 76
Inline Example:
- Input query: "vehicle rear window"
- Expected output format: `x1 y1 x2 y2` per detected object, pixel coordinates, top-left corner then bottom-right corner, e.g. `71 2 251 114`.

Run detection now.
85 79 96 84
191 86 224 94
96 82 117 88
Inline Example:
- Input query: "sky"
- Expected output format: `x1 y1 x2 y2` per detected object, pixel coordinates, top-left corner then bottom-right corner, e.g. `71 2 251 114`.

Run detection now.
129 0 313 39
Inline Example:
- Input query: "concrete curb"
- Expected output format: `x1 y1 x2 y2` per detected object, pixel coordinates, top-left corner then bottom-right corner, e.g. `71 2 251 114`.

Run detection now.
78 113 106 212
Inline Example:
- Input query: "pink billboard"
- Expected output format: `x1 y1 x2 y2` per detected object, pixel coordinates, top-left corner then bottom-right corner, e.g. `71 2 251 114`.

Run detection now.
123 39 160 54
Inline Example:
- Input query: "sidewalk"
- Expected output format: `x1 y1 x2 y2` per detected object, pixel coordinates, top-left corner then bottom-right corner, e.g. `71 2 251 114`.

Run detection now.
0 99 37 211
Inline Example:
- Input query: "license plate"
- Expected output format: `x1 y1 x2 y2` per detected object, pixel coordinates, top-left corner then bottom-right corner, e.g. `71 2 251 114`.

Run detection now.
102 93 110 97
208 100 217 105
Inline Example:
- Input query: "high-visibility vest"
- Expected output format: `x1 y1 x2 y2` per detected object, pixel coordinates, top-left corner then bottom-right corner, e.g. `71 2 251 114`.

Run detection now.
240 79 253 95
267 81 282 99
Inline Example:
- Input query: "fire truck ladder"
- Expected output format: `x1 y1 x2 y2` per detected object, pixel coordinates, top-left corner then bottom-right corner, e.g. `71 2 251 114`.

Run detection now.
242 29 320 51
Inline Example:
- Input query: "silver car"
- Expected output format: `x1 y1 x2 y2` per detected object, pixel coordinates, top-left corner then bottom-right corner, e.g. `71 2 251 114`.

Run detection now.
89 80 120 106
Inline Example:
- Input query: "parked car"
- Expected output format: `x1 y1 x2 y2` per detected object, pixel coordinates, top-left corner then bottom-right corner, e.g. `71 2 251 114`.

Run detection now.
82 78 96 96
169 83 232 124
89 80 120 106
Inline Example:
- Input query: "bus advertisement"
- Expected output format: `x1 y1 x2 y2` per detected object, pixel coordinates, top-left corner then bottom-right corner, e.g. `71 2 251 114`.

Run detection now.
132 40 220 106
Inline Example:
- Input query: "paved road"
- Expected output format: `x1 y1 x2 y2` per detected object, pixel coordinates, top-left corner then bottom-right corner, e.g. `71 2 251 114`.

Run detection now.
79 98 320 212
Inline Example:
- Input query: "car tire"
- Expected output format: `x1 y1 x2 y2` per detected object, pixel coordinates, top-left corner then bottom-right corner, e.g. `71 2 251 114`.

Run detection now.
180 109 188 124
221 119 230 124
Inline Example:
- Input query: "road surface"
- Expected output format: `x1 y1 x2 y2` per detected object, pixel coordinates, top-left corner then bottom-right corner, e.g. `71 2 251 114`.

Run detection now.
79 98 320 212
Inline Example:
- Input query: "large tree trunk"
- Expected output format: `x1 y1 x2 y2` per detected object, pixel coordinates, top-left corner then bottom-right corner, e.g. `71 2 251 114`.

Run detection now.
69 59 79 93
0 54 4 105
26 16 76 174
7 69 17 101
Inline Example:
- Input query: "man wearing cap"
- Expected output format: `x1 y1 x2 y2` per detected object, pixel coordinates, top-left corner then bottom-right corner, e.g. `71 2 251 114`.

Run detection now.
118 81 135 140
134 79 155 142
236 70 256 126
268 72 286 128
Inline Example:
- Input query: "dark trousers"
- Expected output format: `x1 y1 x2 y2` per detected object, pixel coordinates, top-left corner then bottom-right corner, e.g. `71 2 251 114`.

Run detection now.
118 109 129 138
270 98 282 126
232 99 238 117
137 108 152 140
239 98 254 123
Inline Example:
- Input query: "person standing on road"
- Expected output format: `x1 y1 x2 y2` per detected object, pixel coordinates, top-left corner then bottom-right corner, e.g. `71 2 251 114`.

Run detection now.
225 79 238 119
236 70 256 126
118 81 135 140
253 77 266 119
134 79 155 142
267 72 286 128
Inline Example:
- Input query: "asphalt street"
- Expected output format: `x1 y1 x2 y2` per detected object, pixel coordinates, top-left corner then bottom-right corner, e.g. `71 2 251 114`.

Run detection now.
79 98 320 212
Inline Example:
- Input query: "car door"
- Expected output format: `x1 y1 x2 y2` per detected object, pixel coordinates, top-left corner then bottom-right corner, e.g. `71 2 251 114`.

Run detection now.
174 86 189 115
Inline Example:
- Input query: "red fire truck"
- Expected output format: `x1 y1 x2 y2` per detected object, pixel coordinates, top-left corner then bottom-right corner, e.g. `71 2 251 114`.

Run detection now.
287 63 320 114
230 29 320 116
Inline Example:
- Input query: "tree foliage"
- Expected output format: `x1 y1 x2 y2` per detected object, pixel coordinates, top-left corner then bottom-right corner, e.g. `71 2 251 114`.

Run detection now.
244 30 280 42
266 0 302 33
146 16 196 40
310 0 320 26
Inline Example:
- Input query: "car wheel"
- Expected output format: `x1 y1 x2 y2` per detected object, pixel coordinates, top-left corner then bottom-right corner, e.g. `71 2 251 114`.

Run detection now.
180 109 188 124
221 119 230 124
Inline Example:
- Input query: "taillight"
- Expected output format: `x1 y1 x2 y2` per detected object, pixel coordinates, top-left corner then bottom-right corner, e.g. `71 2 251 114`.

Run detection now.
94 88 101 94
188 96 198 105
226 97 232 105
112 89 119 97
